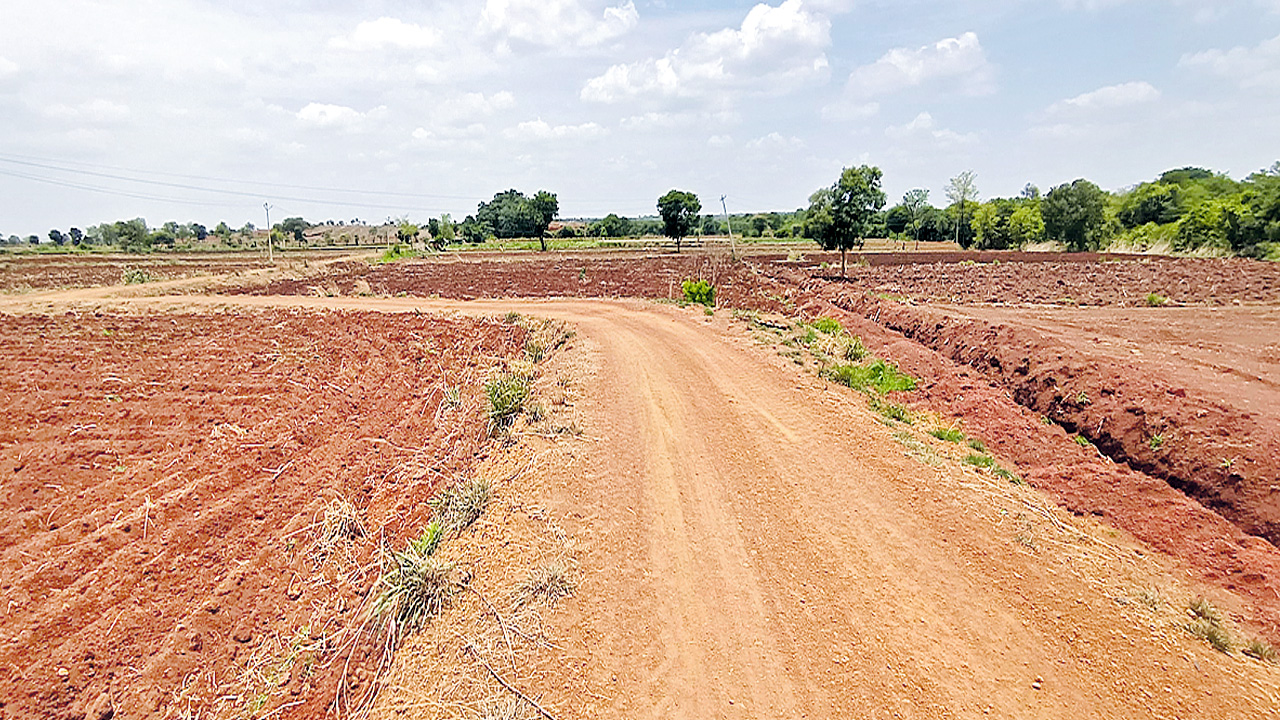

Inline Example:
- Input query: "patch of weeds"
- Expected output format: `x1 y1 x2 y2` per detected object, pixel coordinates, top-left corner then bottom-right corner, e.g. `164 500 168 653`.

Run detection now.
811 316 843 334
485 372 530 431
1145 292 1169 307
121 267 151 284
524 339 546 363
373 544 458 642
525 399 547 424
1244 638 1278 663
871 398 912 424
410 521 445 558
503 311 522 325
512 561 576 608
1074 435 1094 448
894 431 940 466
824 359 917 394
963 454 997 469
430 477 492 533
681 278 715 307
378 244 417 263
1219 457 1236 470
1186 597 1233 654
704 307 714 316
1075 390 1090 405
929 427 965 443
967 438 987 453
1149 433 1165 451
994 467 1025 485
1135 589 1164 611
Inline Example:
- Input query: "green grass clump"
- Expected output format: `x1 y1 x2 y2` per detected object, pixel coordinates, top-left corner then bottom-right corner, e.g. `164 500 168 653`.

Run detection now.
411 520 444 557
1074 435 1093 447
1149 433 1165 451
1145 292 1169 307
825 359 917 394
681 279 715 307
378 243 417 263
963 454 996 469
485 373 530 430
967 438 987 453
929 427 965 443
1186 597 1234 654
873 400 913 424
811 316 843 334
373 545 458 642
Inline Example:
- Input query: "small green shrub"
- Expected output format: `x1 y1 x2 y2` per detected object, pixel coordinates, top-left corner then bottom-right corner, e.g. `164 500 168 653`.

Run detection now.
1149 433 1165 451
121 268 151 284
681 279 716 307
811 316 843 334
825 359 917 394
1074 435 1093 447
411 520 444 557
967 438 987 453
1145 293 1169 307
929 427 965 443
872 399 912 424
485 373 530 429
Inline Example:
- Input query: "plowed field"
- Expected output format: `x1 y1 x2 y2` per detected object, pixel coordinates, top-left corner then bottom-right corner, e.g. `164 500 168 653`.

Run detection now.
0 310 527 719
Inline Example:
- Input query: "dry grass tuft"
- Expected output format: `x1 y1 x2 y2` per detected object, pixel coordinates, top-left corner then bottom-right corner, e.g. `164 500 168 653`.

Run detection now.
482 697 533 720
432 477 493 533
1244 638 1278 663
373 547 459 643
512 561 576 608
310 496 366 562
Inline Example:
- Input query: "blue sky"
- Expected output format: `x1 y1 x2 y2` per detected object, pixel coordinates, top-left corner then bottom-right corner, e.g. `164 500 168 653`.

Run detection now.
1 0 1278 236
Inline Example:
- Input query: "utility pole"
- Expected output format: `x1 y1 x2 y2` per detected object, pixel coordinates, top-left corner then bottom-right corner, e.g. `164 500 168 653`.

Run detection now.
720 195 737 261
263 202 273 264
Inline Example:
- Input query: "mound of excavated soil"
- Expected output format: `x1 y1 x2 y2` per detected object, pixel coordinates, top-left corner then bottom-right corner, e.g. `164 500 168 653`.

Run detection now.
0 310 526 719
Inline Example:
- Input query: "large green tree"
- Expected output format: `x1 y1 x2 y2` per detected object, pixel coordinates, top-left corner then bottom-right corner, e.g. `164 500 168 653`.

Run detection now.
476 189 559 249
901 188 930 248
1042 179 1109 251
656 189 702 253
804 165 887 277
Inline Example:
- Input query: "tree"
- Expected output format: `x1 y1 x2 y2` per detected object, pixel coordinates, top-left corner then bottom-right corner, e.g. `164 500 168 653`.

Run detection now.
804 165 887 277
427 218 440 238
700 216 721 236
531 191 559 251
396 220 419 244
597 213 631 238
459 215 490 243
214 222 233 241
884 205 911 236
437 214 456 243
69 227 84 246
48 229 65 246
190 223 208 241
277 217 308 243
476 189 557 247
1042 179 1109 251
945 171 979 248
657 189 702 253
901 188 930 248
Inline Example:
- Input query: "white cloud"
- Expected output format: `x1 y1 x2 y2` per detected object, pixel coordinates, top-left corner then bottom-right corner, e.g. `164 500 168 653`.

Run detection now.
1047 81 1161 113
44 99 131 123
433 91 516 124
504 119 607 140
0 56 17 78
845 31 993 99
745 131 804 149
1180 32 1280 89
708 134 734 147
481 0 638 49
329 17 441 51
296 103 386 130
885 112 977 146
581 0 831 103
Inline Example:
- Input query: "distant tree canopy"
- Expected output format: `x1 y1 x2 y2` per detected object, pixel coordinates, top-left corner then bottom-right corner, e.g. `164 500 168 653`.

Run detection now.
276 217 309 243
475 189 559 249
657 189 701 253
1043 179 1109 252
804 164 886 276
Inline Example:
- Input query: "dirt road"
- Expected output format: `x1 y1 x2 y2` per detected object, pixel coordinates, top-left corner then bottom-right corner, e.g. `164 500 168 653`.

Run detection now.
5 289 1280 717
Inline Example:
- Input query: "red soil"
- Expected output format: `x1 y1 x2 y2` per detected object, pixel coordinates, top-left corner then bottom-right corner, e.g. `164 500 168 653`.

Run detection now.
0 254 284 292
0 310 526 719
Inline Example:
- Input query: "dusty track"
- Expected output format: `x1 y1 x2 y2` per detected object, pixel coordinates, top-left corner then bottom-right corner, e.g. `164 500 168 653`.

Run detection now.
8 288 1280 717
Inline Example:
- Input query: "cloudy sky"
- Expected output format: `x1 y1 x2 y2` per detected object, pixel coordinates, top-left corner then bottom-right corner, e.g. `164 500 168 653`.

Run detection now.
1 0 1278 236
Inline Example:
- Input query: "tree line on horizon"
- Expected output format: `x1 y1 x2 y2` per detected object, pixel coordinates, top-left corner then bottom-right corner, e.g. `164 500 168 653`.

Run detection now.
8 161 1278 261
